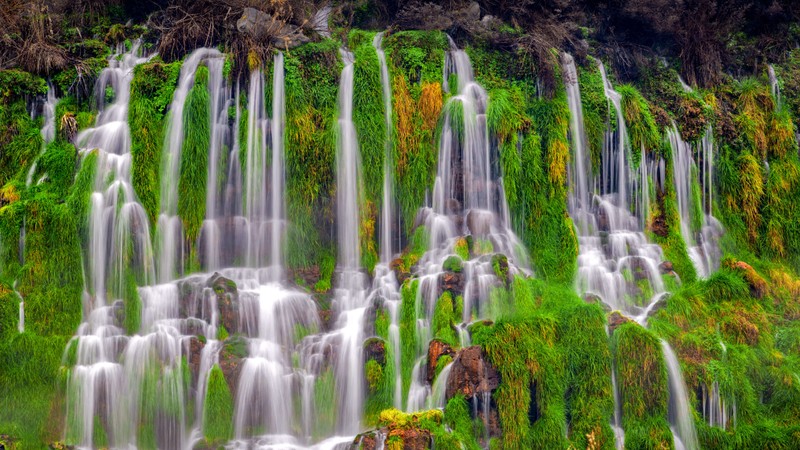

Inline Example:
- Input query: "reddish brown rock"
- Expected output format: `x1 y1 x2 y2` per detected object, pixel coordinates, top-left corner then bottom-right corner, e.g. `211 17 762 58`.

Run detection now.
187 336 205 388
218 337 245 398
388 428 431 450
445 346 499 400
426 339 455 383
608 311 632 334
658 260 674 274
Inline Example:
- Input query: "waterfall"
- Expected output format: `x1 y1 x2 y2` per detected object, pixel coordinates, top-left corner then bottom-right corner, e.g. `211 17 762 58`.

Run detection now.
329 47 369 434
662 341 699 450
200 55 232 272
564 56 666 315
77 41 155 305
369 31 405 410
67 41 160 448
402 37 529 412
269 53 287 277
768 64 781 110
668 125 723 277
158 47 224 283
26 82 58 186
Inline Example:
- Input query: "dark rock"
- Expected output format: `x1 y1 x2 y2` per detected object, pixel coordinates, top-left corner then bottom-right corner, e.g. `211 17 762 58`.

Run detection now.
440 270 464 296
427 339 455 383
187 336 205 389
658 260 674 274
396 3 453 31
446 346 499 400
608 311 632 334
207 273 239 334
364 337 386 366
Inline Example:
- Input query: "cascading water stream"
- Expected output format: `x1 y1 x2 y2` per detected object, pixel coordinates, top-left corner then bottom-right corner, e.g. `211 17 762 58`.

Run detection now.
768 64 781 111
371 31 404 409
200 56 232 272
404 37 529 414
329 47 369 434
565 55 667 317
668 125 722 278
66 41 162 449
158 48 224 283
662 341 700 450
27 82 58 186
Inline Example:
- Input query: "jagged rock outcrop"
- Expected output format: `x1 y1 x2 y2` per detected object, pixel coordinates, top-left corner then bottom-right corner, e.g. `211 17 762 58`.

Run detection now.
446 346 499 399
426 339 455 383
608 311 633 333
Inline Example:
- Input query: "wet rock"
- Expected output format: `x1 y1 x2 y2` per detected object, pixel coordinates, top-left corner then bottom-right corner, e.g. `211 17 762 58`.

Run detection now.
440 271 464 297
427 339 455 383
466 209 494 236
290 265 321 290
352 429 387 450
390 257 412 284
608 311 632 334
218 336 246 398
364 337 386 366
237 7 310 49
646 293 669 319
446 346 499 400
583 293 611 312
207 273 239 334
658 260 674 274
187 336 205 388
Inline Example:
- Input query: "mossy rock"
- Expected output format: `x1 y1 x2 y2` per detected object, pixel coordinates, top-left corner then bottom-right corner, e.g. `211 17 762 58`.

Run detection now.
443 255 464 273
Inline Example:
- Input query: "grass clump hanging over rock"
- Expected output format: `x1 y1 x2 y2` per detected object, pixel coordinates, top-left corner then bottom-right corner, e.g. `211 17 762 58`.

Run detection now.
203 364 233 445
129 59 182 226
177 65 210 270
284 39 341 271
383 31 447 235
611 322 673 449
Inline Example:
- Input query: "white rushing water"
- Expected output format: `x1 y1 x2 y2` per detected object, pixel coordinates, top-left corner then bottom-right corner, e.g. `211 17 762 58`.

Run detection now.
662 340 699 450
403 37 529 418
158 48 224 283
27 82 58 186
563 54 666 315
668 125 723 278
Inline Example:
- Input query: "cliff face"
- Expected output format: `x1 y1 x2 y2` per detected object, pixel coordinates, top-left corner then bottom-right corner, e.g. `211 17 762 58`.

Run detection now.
0 2 799 450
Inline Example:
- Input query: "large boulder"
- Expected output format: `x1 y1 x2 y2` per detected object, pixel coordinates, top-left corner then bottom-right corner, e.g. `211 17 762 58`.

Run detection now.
445 346 499 400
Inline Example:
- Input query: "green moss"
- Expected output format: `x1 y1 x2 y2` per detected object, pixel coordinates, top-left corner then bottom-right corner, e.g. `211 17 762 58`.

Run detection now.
0 99 43 186
314 367 336 440
454 237 470 260
577 59 613 172
443 255 463 273
400 279 418 404
433 291 459 346
203 364 233 444
618 85 662 165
